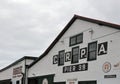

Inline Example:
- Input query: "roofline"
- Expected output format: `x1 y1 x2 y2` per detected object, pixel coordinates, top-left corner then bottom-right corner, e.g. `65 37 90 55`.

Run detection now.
28 14 120 68
0 56 38 72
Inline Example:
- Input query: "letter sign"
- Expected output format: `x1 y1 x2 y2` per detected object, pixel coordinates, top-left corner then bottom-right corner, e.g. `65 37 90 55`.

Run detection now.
80 48 87 59
65 52 71 62
98 42 108 55
53 55 58 64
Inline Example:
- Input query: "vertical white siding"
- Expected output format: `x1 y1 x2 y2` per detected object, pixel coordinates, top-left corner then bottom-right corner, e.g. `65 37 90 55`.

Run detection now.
28 19 120 84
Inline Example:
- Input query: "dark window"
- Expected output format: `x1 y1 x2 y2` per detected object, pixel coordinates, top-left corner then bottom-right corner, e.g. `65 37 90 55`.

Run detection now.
10 82 12 84
70 33 83 46
88 41 97 61
71 46 79 63
16 81 19 84
76 33 83 43
70 36 76 46
58 50 65 66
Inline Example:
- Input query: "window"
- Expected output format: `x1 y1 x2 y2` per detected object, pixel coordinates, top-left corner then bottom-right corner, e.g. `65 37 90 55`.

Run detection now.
78 81 96 84
10 82 12 84
16 81 20 84
70 33 83 46
71 46 79 63
88 41 97 61
58 50 65 66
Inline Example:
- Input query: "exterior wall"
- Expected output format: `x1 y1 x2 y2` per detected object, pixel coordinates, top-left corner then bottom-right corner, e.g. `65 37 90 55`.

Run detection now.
26 59 35 66
0 60 25 84
28 19 120 84
0 58 36 84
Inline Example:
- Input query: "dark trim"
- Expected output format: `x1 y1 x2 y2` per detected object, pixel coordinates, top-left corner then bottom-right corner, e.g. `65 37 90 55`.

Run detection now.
58 50 65 66
54 82 66 84
78 80 97 84
0 79 11 84
28 74 55 79
71 46 79 64
0 56 38 72
87 41 97 61
29 14 120 68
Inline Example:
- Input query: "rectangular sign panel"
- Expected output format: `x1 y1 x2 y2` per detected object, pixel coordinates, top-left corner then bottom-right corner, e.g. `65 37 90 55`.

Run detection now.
63 63 88 73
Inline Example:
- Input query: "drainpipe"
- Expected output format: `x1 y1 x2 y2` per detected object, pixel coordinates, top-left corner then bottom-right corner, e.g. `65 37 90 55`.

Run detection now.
25 65 29 84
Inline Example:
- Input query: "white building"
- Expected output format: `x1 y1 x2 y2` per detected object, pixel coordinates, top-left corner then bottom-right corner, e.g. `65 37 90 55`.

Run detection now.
28 15 120 84
0 56 37 84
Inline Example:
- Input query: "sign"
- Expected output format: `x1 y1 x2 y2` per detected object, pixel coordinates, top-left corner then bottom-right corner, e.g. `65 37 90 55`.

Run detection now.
53 55 58 64
52 41 108 73
63 63 88 73
104 74 116 78
13 66 22 78
98 42 108 55
102 62 111 73
65 52 71 62
113 61 120 70
80 47 87 59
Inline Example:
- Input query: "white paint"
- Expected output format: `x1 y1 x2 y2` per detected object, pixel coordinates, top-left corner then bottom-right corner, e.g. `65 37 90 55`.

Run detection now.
0 58 36 84
28 19 120 84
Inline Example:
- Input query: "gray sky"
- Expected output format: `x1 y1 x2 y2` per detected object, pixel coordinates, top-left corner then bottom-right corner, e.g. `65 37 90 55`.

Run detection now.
0 0 120 69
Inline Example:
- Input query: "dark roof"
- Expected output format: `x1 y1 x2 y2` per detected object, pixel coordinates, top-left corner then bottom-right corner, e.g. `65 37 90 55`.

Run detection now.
0 79 11 83
0 56 38 72
29 14 120 68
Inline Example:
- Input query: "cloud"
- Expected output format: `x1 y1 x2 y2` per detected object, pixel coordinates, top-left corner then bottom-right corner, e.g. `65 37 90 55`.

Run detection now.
86 0 120 23
0 0 120 69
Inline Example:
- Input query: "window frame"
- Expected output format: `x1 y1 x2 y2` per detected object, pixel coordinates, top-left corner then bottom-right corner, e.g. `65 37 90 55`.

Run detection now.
87 41 97 61
69 33 83 46
71 46 79 64
58 50 65 66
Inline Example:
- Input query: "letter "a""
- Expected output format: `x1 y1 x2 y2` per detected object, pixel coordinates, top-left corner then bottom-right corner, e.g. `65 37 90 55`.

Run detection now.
98 42 108 55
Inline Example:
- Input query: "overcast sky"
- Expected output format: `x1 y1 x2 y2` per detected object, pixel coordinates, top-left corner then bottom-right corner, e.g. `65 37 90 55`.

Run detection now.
0 0 120 69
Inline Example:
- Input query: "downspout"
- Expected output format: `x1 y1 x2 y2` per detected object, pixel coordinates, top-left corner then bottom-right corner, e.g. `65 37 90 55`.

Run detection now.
25 58 29 84
25 65 29 84
24 58 28 84
24 58 26 84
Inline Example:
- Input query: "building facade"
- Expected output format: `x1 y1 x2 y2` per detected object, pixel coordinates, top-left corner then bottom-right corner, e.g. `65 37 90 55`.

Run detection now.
28 15 120 84
0 56 37 84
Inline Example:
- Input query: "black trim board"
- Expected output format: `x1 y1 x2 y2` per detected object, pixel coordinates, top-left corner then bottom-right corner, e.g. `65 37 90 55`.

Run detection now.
28 74 55 79
0 79 11 84
28 14 120 68
54 82 66 84
0 56 38 72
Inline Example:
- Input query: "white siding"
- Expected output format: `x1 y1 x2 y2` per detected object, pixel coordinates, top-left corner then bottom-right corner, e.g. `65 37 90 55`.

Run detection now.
0 60 25 80
28 19 120 84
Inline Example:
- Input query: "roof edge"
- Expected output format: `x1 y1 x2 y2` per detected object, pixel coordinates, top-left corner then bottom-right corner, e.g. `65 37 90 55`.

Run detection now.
29 14 120 68
0 56 38 72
